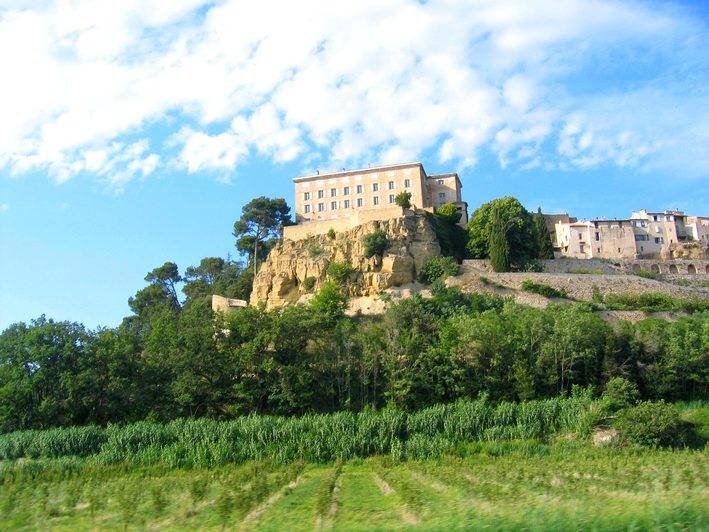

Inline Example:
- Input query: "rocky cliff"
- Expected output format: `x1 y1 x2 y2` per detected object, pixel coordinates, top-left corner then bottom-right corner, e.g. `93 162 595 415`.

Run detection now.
250 211 440 309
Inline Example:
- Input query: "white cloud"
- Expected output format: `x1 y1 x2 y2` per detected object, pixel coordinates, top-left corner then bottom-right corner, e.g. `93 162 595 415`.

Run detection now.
0 0 706 186
0 203 8 213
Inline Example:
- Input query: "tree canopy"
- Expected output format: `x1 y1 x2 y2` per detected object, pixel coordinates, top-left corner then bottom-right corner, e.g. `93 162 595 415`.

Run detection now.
233 197 292 274
466 196 538 270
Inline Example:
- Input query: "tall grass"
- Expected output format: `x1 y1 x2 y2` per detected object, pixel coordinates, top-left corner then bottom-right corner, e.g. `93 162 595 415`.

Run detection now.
0 395 594 466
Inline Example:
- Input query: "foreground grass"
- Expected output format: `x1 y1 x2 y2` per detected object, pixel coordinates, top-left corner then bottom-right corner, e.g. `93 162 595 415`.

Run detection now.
1 443 706 530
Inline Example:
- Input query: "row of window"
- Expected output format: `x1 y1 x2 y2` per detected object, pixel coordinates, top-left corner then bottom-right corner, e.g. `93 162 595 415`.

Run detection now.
303 195 401 213
303 179 411 201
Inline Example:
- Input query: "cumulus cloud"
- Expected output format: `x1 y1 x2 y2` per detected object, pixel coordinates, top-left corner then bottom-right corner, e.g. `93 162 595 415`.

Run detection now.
0 0 706 186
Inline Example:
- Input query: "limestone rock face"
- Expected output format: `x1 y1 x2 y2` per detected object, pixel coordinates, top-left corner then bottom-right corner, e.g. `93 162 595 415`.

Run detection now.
250 211 441 309
662 241 709 260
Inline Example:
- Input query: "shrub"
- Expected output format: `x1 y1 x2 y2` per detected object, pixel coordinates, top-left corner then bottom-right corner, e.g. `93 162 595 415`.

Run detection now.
521 279 567 299
363 230 388 258
327 228 336 240
613 401 687 447
419 256 460 284
302 276 316 291
603 292 709 313
600 377 639 413
634 268 658 280
308 243 324 258
326 262 355 284
394 191 412 209
523 260 544 272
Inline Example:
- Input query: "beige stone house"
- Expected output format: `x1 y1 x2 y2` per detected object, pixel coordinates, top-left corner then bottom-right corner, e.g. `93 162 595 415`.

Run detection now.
555 209 706 260
285 162 467 240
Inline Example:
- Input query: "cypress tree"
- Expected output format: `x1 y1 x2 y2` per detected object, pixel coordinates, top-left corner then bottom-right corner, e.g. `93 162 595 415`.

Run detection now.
534 208 555 259
489 207 510 272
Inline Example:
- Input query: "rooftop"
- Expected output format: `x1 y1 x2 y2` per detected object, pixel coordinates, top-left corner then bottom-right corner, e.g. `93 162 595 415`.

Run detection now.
293 162 424 183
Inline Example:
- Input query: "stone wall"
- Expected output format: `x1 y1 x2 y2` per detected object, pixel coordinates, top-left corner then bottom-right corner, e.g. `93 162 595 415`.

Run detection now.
463 258 709 276
283 205 409 240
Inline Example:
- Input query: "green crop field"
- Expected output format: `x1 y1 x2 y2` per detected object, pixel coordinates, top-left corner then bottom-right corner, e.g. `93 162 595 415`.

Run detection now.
0 445 707 530
1 400 707 530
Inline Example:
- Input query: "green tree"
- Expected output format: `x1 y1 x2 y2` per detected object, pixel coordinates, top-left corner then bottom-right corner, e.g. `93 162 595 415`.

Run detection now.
394 191 412 208
183 257 252 301
466 196 538 270
533 208 555 259
363 230 388 258
233 197 292 275
128 262 182 317
427 204 468 261
488 206 511 272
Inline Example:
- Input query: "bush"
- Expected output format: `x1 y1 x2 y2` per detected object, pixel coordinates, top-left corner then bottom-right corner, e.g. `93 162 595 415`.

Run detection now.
308 243 324 258
521 279 567 299
600 377 639 413
634 268 658 280
302 277 316 291
419 256 460 284
327 228 336 240
394 191 412 209
326 262 355 284
613 401 687 447
363 230 388 258
603 292 709 313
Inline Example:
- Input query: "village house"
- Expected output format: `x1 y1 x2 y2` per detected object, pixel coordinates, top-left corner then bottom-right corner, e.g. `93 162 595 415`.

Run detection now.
554 209 707 260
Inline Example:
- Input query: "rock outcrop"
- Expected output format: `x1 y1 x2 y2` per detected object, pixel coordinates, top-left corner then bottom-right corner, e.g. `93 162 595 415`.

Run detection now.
250 211 440 309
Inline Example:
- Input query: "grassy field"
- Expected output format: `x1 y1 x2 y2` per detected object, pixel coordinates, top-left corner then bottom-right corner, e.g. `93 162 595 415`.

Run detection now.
0 443 707 530
1 401 706 530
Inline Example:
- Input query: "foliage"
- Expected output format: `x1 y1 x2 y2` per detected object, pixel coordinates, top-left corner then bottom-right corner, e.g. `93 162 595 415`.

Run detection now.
308 243 324 258
427 206 468 261
634 268 659 280
326 261 355 285
600 377 639 413
363 230 388 258
182 257 252 301
394 191 412 208
467 196 538 270
418 256 460 284
521 279 568 298
533 207 555 259
233 197 292 273
302 276 316 291
603 292 709 312
327 228 336 240
614 401 688 447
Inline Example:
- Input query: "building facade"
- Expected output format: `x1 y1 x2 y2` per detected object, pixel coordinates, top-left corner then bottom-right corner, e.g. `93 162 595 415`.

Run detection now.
290 162 467 237
555 209 706 260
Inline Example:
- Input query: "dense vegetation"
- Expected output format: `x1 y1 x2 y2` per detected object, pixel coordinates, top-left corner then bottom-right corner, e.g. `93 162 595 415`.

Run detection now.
1 281 706 432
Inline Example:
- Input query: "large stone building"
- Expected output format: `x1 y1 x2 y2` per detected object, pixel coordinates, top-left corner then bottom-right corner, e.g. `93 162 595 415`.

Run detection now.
554 209 707 260
285 162 467 240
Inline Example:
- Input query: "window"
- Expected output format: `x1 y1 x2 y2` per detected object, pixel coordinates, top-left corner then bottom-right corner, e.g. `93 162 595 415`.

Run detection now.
654 237 663 244
635 234 649 241
578 233 582 240
389 194 395 203
343 186 350 195
317 190 324 199
356 184 363 194
373 196 379 206
331 188 337 197
304 204 311 213
304 192 310 201
356 198 363 207
653 215 658 221
404 178 411 188
655 226 660 233
331 201 337 210
388 181 394 190
372 183 379 192
595 232 600 241
437 179 444 184
438 192 446 202
343 199 350 209
318 203 325 212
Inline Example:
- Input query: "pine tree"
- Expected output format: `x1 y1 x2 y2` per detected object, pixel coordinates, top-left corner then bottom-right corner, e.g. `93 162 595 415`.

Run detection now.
489 207 510 272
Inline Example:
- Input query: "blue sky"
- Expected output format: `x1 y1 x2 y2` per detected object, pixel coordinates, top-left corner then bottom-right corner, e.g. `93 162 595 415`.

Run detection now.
1 0 707 330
